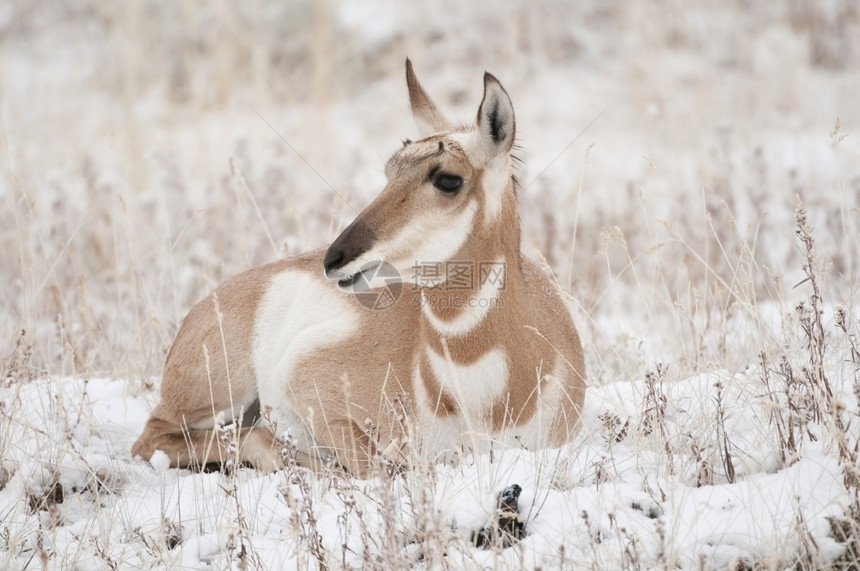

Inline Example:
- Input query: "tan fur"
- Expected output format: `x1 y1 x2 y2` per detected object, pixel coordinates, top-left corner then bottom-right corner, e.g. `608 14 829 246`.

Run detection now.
406 59 453 135
131 61 587 476
131 260 286 470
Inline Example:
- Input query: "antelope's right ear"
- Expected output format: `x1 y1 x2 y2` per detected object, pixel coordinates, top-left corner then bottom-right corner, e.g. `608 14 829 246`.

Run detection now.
406 59 453 137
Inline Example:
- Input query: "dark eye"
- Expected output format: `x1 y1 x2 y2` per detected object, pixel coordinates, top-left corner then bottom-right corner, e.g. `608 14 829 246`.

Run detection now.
434 173 463 193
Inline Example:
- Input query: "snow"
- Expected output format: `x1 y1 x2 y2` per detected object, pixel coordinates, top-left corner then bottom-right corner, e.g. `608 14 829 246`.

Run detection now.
0 366 854 568
1 1 859 568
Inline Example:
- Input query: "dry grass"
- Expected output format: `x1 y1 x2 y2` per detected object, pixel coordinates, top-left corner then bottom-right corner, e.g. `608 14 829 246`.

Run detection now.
1 0 860 568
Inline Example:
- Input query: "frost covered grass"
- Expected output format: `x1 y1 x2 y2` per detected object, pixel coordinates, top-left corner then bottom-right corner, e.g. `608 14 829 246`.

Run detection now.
2 1 860 568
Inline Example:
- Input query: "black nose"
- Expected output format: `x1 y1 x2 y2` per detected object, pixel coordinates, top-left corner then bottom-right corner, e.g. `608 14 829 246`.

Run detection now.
323 249 344 274
323 218 377 278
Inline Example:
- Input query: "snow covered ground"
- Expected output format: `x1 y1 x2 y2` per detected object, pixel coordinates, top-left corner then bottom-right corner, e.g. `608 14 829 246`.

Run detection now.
0 361 855 568
2 1 860 568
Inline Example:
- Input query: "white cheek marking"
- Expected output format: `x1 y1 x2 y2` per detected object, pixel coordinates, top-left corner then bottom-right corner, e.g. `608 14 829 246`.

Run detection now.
421 256 505 337
336 199 479 282
398 199 478 269
253 270 360 453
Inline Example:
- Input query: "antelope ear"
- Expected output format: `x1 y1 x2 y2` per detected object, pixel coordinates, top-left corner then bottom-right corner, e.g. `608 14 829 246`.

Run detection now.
476 72 516 158
406 59 453 137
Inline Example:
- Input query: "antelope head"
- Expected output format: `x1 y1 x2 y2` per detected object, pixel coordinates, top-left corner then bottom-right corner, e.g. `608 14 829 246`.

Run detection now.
323 59 517 292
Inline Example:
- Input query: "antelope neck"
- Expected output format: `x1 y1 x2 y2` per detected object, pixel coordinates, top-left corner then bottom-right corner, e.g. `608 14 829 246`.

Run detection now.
418 199 524 343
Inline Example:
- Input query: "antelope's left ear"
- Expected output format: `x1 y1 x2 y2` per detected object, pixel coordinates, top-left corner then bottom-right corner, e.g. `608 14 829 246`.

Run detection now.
476 72 516 158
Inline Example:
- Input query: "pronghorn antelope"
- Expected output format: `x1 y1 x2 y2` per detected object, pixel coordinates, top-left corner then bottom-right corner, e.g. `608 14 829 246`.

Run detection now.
131 60 587 476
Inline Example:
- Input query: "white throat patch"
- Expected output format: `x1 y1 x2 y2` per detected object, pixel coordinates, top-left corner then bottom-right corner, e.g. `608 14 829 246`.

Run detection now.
420 256 506 337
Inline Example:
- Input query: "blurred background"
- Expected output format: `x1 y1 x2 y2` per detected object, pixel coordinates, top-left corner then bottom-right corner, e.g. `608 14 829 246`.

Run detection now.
1 0 858 383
